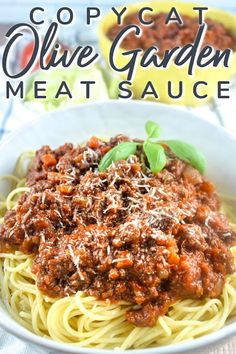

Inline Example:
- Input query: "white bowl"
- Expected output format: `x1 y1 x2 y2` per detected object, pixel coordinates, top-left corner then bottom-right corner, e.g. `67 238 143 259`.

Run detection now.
0 101 236 354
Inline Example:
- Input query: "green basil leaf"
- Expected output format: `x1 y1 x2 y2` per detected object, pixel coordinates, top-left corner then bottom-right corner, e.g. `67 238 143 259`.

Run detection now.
98 142 137 172
143 142 167 173
165 140 206 174
145 120 162 139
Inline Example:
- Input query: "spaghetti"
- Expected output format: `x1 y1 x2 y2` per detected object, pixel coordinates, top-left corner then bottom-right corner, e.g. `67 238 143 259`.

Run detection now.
0 149 236 350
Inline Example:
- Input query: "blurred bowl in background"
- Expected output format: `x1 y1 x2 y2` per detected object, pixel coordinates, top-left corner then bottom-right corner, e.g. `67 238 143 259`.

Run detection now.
99 1 236 106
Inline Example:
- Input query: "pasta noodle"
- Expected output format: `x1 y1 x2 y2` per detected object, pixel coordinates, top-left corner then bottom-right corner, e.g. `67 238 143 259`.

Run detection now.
0 152 236 350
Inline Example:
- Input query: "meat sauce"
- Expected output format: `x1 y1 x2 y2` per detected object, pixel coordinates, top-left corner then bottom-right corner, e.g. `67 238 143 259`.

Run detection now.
107 13 236 56
0 135 235 327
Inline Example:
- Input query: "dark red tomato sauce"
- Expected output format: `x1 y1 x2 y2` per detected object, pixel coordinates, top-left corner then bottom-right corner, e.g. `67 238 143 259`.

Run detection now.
107 13 236 56
0 135 235 327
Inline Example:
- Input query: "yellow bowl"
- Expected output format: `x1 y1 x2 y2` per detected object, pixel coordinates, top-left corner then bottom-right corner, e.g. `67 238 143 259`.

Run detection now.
99 1 236 106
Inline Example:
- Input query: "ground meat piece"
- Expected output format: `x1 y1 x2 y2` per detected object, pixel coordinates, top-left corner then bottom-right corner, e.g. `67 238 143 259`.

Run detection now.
107 13 236 56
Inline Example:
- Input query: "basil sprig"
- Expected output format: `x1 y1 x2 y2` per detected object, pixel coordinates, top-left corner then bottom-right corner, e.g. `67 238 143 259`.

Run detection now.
98 141 137 172
98 120 206 174
164 140 206 174
145 120 162 139
143 121 166 173
143 141 166 173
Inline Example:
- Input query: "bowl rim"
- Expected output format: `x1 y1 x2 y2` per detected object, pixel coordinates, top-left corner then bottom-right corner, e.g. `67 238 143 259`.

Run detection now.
0 100 236 353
